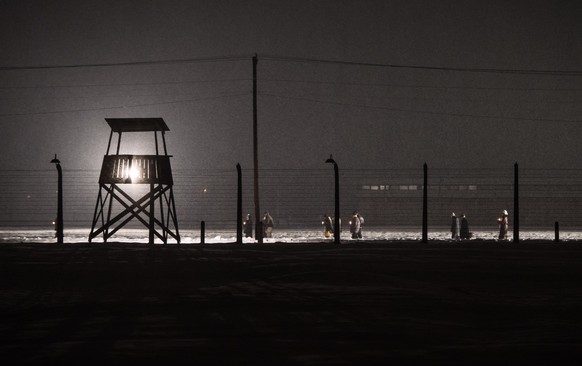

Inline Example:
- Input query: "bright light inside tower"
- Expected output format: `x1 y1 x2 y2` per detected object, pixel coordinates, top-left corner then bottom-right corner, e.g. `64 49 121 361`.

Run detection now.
129 166 141 182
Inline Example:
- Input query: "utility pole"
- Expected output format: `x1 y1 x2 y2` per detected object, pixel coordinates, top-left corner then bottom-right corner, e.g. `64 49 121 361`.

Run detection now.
253 54 263 243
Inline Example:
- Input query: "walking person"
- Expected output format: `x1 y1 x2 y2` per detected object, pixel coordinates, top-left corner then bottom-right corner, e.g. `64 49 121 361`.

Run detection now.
451 213 460 240
460 214 471 240
357 213 364 239
350 210 361 240
322 213 334 238
243 213 253 238
498 210 509 240
262 211 274 238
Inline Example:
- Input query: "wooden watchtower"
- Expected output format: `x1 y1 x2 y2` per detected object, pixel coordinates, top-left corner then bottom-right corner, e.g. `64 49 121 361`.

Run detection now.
89 118 180 244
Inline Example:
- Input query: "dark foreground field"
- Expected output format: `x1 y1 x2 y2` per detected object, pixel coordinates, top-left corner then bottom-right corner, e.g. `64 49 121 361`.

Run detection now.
1 241 582 365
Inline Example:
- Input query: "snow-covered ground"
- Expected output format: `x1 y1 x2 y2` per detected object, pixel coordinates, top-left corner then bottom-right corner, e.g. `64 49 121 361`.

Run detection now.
1 227 580 244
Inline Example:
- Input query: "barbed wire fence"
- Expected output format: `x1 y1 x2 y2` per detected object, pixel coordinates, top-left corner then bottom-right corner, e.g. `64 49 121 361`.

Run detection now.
1 167 581 235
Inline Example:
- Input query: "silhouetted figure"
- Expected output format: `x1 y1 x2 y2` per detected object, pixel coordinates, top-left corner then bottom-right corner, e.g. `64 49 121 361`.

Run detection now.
322 214 334 238
460 214 472 240
357 213 364 239
350 210 361 239
262 211 274 238
498 210 509 240
243 213 253 238
451 213 460 240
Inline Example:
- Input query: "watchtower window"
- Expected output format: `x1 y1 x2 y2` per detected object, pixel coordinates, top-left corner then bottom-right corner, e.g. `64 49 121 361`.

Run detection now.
99 155 172 185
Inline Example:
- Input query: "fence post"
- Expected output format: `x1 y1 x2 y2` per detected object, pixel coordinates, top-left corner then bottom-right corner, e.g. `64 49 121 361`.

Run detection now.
554 221 559 242
201 220 205 244
422 163 428 243
513 162 520 243
236 163 242 244
325 155 340 244
50 155 64 244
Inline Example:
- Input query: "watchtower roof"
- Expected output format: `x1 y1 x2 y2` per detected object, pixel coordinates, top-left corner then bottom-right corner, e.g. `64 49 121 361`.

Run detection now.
105 118 170 132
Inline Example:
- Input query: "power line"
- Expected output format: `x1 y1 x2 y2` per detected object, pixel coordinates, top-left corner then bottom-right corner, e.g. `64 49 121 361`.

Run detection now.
3 54 581 76
260 78 582 92
0 55 252 71
259 92 582 124
0 93 250 118
0 78 251 90
2 91 232 102
261 55 582 76
259 89 581 105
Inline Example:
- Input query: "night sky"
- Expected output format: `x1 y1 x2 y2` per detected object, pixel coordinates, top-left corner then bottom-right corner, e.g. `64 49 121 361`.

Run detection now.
1 0 581 172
